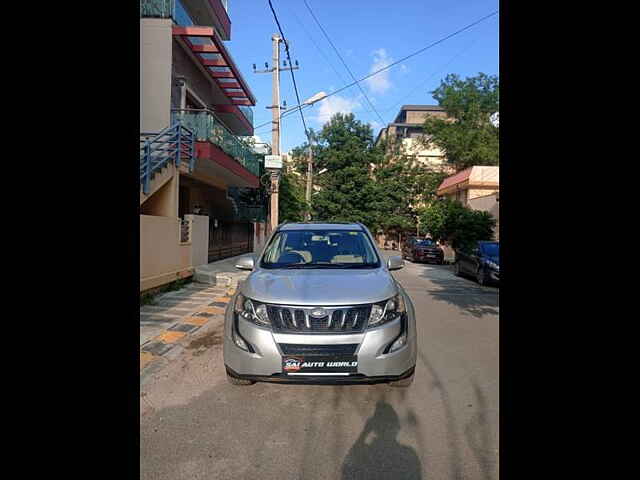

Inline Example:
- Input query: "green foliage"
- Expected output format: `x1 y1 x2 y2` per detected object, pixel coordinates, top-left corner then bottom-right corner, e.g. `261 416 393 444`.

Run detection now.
311 114 381 227
287 113 453 237
278 166 308 223
423 73 499 171
418 198 496 251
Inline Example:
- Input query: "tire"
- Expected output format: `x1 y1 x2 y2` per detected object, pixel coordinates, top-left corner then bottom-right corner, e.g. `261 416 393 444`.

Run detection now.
226 372 255 386
454 262 461 276
390 372 414 388
477 268 488 286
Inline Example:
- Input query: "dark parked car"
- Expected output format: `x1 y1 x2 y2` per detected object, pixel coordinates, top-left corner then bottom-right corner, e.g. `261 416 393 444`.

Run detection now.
454 241 499 286
402 237 444 264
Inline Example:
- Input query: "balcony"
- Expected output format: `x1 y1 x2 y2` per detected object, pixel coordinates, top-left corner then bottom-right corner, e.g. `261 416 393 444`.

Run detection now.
141 0 231 40
172 109 260 178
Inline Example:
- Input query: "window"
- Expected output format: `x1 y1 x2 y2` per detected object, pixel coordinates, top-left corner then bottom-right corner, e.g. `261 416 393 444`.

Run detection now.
261 230 380 268
415 239 435 247
481 242 499 257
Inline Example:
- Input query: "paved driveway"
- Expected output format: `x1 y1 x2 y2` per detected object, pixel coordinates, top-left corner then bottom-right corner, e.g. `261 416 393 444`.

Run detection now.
140 252 499 480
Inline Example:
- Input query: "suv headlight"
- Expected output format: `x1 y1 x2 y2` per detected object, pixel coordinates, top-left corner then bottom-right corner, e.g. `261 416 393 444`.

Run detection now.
486 260 499 271
234 293 270 327
368 294 406 328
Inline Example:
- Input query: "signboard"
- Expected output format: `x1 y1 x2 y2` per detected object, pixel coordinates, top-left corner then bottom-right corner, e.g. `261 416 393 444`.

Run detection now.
264 155 282 169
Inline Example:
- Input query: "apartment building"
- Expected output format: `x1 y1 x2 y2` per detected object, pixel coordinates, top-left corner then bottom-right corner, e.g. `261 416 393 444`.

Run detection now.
375 105 455 174
140 0 268 292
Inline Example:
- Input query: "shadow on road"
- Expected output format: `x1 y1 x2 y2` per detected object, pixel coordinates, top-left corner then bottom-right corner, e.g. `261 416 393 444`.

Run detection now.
414 264 499 319
464 380 496 480
341 400 422 480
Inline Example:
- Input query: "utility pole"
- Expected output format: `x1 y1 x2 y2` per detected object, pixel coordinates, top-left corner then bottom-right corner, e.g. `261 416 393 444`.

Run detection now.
254 34 299 230
305 134 313 220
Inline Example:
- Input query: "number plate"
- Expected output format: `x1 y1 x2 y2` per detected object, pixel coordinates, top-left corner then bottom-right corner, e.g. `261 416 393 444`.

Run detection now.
283 356 358 374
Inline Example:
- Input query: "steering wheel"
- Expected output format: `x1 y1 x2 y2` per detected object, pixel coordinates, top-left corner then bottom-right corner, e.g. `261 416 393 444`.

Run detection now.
278 251 306 264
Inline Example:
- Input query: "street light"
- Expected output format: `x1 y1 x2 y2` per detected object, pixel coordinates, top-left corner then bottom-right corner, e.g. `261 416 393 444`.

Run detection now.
280 91 327 117
275 91 327 221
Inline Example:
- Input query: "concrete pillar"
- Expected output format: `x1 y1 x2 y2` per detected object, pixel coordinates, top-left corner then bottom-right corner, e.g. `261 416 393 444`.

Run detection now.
141 18 173 133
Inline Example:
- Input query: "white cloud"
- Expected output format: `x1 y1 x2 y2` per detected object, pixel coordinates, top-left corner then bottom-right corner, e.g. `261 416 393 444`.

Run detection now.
365 48 393 94
370 120 383 131
311 95 361 126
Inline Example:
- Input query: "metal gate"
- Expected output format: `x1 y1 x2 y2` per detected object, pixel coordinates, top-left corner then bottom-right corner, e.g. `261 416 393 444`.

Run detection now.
208 220 254 262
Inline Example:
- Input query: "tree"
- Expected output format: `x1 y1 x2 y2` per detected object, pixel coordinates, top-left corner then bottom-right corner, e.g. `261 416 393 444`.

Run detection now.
278 165 307 223
418 198 496 251
310 113 381 227
422 73 499 171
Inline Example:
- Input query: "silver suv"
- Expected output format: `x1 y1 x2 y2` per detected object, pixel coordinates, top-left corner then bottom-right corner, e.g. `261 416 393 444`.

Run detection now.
223 222 417 387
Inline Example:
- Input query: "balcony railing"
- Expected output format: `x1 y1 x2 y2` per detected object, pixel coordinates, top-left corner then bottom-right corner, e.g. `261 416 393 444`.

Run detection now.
141 0 229 39
172 108 260 177
140 0 174 18
140 0 194 27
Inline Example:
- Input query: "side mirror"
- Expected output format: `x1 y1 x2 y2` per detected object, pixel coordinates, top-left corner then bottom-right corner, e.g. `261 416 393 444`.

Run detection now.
387 255 404 271
235 254 255 270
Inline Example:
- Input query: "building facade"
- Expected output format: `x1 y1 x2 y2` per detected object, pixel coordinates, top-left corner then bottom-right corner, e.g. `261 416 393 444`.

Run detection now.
140 0 268 292
436 166 500 240
375 105 455 174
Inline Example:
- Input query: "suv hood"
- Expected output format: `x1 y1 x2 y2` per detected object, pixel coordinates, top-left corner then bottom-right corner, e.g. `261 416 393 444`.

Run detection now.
242 268 398 306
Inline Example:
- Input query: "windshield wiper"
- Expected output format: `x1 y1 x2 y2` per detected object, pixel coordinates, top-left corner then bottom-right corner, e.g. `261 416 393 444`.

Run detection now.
329 263 378 269
281 263 329 269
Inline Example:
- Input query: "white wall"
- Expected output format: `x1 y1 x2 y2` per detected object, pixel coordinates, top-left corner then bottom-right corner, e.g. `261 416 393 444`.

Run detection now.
185 214 210 267
141 18 173 133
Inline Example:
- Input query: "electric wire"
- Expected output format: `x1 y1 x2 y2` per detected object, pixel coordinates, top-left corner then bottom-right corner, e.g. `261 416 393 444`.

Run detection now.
253 9 498 132
289 4 349 87
302 0 385 125
268 0 310 140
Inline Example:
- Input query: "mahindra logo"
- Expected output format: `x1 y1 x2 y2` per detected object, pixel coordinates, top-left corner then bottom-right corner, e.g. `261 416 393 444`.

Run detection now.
310 308 327 318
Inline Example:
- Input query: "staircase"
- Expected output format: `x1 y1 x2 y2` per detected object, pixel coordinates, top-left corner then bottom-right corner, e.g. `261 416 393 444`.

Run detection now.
140 122 195 204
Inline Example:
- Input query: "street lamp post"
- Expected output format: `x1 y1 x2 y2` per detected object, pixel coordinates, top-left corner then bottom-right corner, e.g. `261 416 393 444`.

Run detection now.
279 91 326 221
260 91 326 229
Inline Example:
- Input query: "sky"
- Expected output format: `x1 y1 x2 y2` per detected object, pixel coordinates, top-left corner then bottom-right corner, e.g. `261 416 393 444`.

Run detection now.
225 0 499 154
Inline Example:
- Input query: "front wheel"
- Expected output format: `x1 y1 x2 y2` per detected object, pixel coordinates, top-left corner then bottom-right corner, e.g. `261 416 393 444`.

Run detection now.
226 372 255 386
477 268 488 286
454 262 461 276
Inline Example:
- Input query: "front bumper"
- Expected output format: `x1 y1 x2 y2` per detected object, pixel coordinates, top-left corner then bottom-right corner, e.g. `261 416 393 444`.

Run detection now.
226 366 415 385
413 251 444 263
223 303 417 382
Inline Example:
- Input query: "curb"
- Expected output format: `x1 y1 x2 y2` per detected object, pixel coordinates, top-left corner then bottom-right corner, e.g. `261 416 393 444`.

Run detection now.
140 285 237 376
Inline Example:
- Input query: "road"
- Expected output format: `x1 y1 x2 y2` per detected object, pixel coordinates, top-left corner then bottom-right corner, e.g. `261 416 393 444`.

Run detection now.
140 253 499 480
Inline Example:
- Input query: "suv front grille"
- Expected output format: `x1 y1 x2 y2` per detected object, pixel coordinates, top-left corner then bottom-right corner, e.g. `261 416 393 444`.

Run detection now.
267 305 372 333
279 344 358 355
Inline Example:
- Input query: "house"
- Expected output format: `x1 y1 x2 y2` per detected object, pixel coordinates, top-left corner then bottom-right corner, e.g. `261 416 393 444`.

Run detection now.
140 0 268 292
372 105 456 248
375 105 455 174
436 166 499 240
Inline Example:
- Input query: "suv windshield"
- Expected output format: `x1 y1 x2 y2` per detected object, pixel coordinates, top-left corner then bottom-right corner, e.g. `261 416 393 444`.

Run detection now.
481 242 499 257
415 239 435 246
261 229 380 269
